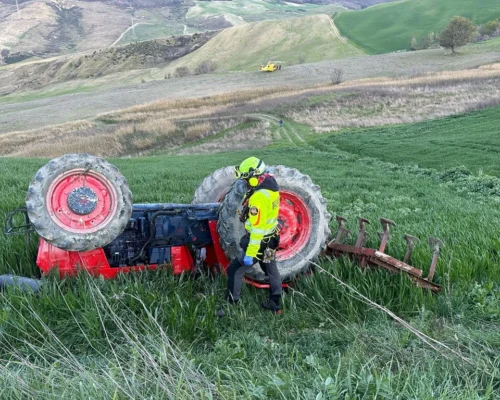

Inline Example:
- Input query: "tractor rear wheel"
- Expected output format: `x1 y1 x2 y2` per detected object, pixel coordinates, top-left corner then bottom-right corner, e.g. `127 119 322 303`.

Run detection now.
216 165 331 282
192 166 236 204
26 154 132 252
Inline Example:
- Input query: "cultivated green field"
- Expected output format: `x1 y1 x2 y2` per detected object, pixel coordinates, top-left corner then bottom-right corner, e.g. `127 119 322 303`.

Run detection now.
336 0 500 54
321 107 500 177
0 106 499 397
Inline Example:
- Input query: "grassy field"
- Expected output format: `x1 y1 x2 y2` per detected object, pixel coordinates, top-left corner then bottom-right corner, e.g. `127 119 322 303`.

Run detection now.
321 107 500 177
186 0 343 24
0 102 499 397
0 2 499 397
336 0 500 54
167 14 360 73
118 23 189 45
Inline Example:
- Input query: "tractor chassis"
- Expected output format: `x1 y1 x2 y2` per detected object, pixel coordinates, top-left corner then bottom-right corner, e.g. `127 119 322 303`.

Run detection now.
4 204 288 290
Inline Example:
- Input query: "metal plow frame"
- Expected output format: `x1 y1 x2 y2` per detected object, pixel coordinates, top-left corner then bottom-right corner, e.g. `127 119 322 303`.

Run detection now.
324 216 443 293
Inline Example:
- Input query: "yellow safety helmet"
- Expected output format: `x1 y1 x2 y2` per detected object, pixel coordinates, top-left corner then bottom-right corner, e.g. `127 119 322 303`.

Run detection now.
234 157 266 187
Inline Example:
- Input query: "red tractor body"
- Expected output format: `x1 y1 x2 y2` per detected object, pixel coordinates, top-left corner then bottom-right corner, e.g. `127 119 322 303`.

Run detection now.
33 206 231 279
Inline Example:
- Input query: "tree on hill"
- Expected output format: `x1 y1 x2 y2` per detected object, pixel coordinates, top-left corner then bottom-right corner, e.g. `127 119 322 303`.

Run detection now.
439 16 477 53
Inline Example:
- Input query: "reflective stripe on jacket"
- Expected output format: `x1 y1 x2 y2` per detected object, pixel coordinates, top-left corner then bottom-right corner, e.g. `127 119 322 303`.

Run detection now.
244 188 280 258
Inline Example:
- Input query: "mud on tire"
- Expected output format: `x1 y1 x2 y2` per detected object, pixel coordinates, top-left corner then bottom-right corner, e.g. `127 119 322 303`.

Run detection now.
26 154 133 252
215 165 331 283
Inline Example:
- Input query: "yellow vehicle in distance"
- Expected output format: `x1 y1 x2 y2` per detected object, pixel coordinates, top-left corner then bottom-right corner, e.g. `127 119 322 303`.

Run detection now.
259 61 282 72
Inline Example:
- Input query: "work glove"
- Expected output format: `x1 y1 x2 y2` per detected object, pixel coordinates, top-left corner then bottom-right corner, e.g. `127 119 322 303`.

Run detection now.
243 255 254 266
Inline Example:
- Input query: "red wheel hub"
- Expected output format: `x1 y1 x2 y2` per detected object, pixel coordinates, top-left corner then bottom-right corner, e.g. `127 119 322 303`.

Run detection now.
277 191 312 260
46 168 118 234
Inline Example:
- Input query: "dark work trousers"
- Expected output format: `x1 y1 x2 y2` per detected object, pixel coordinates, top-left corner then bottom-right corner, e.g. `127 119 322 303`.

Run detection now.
226 234 282 306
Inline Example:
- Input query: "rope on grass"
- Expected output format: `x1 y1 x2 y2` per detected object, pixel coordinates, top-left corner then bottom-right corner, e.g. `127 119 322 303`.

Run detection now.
291 250 473 365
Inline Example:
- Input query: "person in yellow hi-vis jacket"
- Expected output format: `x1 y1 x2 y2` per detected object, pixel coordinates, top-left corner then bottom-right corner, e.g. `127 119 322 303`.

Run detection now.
226 157 282 314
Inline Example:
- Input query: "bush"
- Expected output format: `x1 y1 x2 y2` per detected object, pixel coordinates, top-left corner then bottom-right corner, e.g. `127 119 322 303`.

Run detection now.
194 60 217 75
330 68 344 85
174 66 190 78
481 19 500 36
477 19 500 41
410 36 417 51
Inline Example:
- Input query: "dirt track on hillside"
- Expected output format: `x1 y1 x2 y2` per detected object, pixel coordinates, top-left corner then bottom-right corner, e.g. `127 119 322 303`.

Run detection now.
1 47 500 134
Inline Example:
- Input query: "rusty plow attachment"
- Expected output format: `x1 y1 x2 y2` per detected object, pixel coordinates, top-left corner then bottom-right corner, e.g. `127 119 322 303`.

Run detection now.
325 216 443 293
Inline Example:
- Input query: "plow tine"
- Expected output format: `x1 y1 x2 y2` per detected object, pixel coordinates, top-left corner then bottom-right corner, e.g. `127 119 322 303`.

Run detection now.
333 216 349 244
427 237 444 281
355 218 370 248
377 231 384 246
378 218 396 253
403 234 420 264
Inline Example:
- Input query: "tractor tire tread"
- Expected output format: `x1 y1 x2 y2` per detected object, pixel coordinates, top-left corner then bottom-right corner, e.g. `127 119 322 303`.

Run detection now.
218 165 331 282
192 166 235 204
26 154 132 252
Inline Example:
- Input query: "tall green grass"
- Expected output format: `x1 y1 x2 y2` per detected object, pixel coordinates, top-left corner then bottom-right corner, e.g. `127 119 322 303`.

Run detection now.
336 0 500 54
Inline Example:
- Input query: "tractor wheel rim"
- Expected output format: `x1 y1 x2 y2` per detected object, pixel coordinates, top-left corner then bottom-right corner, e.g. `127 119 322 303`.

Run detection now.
277 191 312 260
46 168 118 234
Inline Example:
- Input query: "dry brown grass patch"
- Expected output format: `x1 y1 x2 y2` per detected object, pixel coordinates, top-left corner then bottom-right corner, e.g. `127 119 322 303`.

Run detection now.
98 86 298 123
9 132 123 158
0 120 96 156
185 122 212 140
286 73 500 132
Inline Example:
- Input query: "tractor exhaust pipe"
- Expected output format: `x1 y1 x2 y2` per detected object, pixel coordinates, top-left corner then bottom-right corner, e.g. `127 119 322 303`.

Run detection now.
0 275 42 293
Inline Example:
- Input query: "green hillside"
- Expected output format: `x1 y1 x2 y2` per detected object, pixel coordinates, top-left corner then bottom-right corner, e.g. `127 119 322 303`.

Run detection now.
319 107 500 177
336 0 500 54
166 14 361 73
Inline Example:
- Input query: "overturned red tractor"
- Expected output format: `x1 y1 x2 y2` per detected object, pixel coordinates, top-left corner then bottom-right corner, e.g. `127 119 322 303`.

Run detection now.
3 154 442 292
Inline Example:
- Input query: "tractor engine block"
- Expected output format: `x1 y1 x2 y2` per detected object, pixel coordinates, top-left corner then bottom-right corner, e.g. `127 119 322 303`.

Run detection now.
104 204 218 267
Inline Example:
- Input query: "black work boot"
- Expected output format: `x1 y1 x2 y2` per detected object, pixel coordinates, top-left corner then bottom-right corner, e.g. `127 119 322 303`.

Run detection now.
225 291 239 305
262 299 282 315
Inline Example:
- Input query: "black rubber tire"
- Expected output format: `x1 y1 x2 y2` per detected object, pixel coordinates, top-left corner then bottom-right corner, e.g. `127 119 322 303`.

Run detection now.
26 154 133 252
217 165 331 282
192 166 236 204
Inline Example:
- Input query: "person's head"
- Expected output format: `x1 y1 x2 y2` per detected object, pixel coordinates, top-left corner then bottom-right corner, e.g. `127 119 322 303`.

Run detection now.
234 157 266 187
